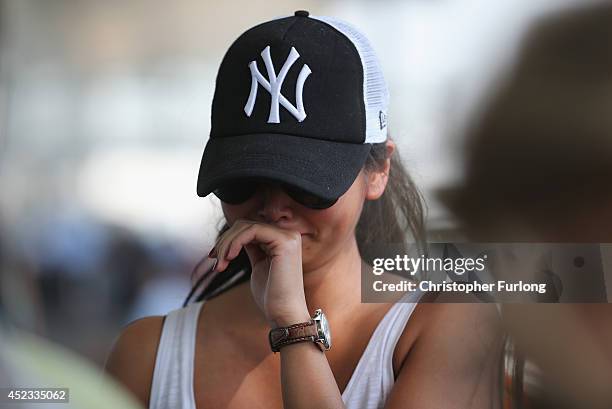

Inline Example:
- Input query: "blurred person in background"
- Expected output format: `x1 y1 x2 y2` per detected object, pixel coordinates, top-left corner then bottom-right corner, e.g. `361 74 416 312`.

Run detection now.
0 1 187 406
0 221 144 408
22 215 162 363
106 11 504 409
442 1 612 408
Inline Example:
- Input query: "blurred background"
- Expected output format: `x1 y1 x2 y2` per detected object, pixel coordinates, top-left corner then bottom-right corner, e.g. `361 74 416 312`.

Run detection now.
0 0 599 367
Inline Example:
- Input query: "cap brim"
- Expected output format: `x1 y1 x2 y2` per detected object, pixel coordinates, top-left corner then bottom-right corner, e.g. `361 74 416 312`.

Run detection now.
197 133 371 201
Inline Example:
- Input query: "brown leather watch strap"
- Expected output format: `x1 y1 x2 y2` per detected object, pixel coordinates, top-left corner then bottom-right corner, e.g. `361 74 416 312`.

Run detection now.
269 320 319 352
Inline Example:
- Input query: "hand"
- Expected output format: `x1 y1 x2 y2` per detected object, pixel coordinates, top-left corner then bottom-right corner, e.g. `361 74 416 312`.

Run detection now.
212 220 311 327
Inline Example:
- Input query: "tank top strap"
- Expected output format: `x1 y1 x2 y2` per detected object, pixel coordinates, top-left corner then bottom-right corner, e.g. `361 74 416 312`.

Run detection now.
149 301 203 409
342 290 422 408
379 290 422 359
148 291 421 409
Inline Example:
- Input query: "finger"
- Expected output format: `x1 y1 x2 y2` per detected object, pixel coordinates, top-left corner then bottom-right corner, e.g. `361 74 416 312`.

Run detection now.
215 221 301 272
214 220 254 264
215 220 263 272
226 224 260 260
216 224 265 272
227 224 299 262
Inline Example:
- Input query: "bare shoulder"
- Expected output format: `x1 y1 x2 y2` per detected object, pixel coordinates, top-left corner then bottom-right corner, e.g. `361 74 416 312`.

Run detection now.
388 294 505 409
405 293 503 358
104 315 166 408
421 293 500 332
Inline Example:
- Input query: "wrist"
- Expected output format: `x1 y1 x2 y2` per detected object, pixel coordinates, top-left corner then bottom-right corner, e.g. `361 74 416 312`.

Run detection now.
270 308 311 328
268 308 332 353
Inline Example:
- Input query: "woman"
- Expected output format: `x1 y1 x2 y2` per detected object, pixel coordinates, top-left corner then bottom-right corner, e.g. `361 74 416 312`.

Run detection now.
105 11 502 409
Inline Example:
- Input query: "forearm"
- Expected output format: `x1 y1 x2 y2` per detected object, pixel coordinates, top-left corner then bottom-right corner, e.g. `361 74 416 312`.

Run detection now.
279 342 346 409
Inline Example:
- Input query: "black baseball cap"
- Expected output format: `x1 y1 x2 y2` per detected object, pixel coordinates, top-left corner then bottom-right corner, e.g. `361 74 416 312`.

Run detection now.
197 10 389 202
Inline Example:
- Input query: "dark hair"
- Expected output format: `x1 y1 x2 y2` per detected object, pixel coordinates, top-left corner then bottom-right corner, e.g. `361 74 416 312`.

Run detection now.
183 141 426 305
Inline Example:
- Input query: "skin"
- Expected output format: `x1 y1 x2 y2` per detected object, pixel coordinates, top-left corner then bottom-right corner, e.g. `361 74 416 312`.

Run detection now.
105 140 503 409
213 147 388 328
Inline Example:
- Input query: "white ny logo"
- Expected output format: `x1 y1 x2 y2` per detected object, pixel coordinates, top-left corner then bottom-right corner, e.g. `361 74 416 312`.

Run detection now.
244 46 312 123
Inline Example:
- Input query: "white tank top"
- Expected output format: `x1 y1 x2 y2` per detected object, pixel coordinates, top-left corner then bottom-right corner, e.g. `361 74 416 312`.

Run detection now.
149 291 420 409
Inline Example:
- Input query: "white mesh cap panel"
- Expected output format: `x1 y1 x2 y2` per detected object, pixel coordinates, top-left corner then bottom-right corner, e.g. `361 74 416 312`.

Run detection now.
311 16 389 143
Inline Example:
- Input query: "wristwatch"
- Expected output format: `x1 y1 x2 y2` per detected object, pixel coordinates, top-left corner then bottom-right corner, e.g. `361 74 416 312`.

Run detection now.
268 309 332 353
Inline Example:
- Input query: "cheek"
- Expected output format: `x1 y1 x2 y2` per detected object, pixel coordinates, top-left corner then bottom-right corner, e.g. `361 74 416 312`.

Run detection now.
306 183 366 244
221 202 254 225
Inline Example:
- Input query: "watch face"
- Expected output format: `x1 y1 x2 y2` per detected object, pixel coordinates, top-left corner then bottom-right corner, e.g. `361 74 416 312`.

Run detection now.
315 309 332 350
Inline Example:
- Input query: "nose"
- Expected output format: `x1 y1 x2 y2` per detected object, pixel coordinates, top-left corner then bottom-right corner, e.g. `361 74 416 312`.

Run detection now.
256 183 294 223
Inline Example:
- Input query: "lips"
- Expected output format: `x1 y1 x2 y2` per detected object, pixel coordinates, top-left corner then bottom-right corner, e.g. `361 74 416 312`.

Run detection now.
273 222 309 235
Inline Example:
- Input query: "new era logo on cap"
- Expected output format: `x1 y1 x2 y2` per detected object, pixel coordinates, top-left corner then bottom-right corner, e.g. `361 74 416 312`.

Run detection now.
379 111 387 130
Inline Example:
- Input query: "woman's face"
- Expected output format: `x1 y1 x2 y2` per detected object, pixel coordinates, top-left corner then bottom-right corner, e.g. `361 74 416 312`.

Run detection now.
220 143 393 271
